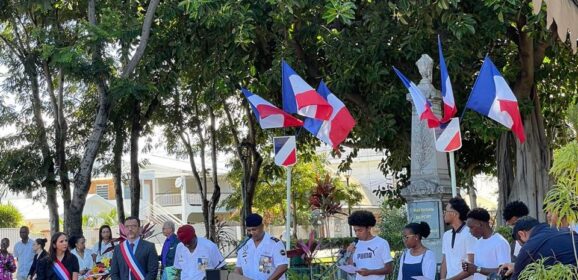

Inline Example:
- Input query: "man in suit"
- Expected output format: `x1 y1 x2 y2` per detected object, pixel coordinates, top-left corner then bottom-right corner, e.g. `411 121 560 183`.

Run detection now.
111 216 159 280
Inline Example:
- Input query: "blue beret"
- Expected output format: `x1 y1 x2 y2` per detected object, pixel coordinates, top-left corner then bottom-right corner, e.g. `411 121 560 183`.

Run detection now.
246 213 263 227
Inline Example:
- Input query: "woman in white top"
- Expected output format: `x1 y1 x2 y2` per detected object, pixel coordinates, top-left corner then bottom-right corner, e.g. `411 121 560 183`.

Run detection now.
397 222 436 280
70 235 94 279
91 225 114 263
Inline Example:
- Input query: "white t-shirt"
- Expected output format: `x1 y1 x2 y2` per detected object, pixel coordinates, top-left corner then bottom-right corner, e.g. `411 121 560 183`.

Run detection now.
352 236 393 280
236 233 288 280
397 249 436 280
91 241 114 263
14 240 34 278
513 240 521 257
471 234 511 280
71 248 95 272
173 238 224 280
442 225 476 280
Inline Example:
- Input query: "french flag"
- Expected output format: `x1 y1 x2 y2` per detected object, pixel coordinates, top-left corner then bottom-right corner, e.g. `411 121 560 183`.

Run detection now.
303 81 356 148
435 117 462 152
438 36 457 123
242 88 304 129
393 67 440 128
282 60 333 120
465 57 526 143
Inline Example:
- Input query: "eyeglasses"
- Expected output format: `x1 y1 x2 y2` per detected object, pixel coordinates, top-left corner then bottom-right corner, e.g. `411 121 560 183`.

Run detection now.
444 210 457 214
402 234 416 240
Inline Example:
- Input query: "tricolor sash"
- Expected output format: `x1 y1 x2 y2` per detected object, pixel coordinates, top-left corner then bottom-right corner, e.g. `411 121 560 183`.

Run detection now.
119 240 145 280
52 258 71 280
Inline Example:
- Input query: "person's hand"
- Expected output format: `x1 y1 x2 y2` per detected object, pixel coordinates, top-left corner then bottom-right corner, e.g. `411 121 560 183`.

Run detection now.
462 261 476 274
346 243 356 253
499 263 514 276
357 268 371 276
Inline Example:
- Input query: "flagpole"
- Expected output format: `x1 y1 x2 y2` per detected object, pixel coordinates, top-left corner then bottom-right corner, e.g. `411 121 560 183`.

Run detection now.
285 165 292 267
449 151 457 197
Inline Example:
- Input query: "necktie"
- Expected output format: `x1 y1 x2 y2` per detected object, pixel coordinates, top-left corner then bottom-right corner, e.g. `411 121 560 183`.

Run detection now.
129 243 135 280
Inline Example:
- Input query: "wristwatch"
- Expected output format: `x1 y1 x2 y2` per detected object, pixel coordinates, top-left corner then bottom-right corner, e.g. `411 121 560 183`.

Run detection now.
476 266 482 273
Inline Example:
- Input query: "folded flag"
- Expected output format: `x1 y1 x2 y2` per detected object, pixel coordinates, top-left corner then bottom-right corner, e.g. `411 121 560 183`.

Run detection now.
282 60 333 120
242 88 304 129
303 81 356 148
465 57 526 143
438 36 457 123
392 67 440 128
435 117 462 152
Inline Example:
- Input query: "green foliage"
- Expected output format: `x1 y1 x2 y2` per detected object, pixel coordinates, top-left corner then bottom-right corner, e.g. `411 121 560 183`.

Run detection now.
82 209 119 229
518 258 578 280
0 203 23 228
223 153 331 225
544 102 578 227
378 205 407 253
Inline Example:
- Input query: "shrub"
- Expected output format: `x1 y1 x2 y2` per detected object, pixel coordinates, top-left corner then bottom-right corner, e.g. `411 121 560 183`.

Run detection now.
378 205 407 253
0 203 23 228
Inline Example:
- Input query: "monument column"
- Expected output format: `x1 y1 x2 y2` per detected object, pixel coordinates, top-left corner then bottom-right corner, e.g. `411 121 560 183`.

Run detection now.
401 54 453 263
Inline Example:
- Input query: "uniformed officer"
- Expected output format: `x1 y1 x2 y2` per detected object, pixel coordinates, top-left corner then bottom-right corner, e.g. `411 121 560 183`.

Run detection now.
234 214 288 280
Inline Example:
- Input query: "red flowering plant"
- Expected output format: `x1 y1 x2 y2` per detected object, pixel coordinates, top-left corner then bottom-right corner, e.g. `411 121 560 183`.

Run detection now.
309 175 345 237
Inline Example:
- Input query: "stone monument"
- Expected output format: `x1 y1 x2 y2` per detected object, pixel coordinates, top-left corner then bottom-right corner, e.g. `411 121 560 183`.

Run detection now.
401 54 453 264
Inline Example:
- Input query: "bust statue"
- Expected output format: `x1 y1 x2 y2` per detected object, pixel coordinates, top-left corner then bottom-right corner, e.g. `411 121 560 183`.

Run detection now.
416 54 434 83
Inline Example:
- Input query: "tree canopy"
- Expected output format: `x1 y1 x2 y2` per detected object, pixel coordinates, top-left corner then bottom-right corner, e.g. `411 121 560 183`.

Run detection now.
0 0 577 235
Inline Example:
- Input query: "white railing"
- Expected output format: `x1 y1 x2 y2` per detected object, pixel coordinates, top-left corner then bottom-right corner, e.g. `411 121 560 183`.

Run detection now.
155 193 231 207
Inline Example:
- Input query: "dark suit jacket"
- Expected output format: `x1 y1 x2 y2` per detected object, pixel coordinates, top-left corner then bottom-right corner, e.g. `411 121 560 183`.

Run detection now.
110 239 159 280
36 253 79 280
28 250 48 277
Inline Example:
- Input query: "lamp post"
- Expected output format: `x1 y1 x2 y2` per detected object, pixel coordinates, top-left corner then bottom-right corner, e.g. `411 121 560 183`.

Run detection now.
345 169 353 237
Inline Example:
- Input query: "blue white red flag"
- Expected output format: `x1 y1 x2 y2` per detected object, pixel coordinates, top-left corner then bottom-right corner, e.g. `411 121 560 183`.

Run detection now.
242 88 304 129
435 117 462 152
393 67 440 128
303 81 355 149
438 36 457 123
282 60 333 120
274 136 297 167
465 57 526 143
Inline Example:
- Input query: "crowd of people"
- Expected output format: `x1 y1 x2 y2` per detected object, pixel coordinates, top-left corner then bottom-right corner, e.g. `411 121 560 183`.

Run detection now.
0 200 575 280
342 198 578 280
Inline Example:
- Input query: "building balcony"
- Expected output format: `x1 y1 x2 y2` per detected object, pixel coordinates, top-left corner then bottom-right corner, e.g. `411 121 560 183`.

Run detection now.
155 193 231 207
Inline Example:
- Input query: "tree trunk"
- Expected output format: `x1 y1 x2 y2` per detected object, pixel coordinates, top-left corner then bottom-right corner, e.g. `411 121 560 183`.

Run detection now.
496 17 552 224
222 99 263 234
468 187 477 209
43 64 72 233
68 0 160 237
113 119 126 224
208 107 221 242
26 59 59 234
498 94 551 222
130 99 142 218
46 183 60 234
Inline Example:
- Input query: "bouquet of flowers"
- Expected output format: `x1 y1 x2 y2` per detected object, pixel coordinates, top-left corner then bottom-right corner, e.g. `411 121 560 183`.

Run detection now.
84 257 111 279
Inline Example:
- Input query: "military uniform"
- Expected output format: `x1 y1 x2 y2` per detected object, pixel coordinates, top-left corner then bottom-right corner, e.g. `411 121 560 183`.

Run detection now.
236 233 288 280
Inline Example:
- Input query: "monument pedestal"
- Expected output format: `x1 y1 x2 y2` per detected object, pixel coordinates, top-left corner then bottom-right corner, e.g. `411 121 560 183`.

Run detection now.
401 54 453 263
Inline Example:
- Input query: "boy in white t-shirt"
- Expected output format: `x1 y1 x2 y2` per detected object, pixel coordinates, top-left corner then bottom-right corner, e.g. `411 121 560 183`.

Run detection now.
346 210 393 280
463 208 511 280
